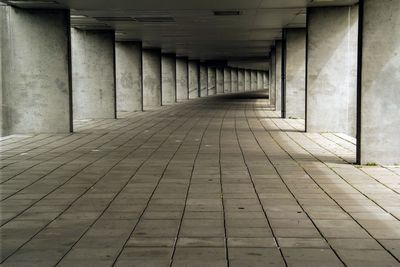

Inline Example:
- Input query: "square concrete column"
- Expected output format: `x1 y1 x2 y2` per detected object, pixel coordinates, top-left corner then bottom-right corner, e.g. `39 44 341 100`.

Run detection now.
257 71 263 90
358 0 400 165
216 68 224 94
72 29 116 120
251 71 257 91
231 68 239 92
1 7 72 135
189 60 200 99
306 7 358 136
200 63 208 97
275 41 283 112
116 41 142 113
264 72 269 90
270 49 276 106
244 70 251 91
238 69 245 92
284 28 306 119
161 54 176 105
223 68 232 93
207 67 216 95
143 49 162 108
176 57 189 101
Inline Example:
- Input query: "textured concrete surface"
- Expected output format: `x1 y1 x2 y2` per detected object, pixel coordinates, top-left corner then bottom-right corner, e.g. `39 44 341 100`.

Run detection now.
1 7 71 135
307 7 358 137
188 60 199 99
285 28 306 119
231 69 238 93
270 49 276 107
161 54 176 105
244 70 251 91
360 0 400 165
263 72 269 91
251 71 257 91
116 42 143 113
275 41 283 112
223 68 231 93
257 71 263 91
143 49 162 109
1 91 400 267
176 58 189 101
238 70 245 92
207 67 216 96
216 68 224 94
200 64 208 97
72 29 116 120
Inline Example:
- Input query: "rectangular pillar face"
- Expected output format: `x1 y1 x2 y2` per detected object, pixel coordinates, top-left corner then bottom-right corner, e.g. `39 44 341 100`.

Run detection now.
223 68 231 93
231 69 238 92
251 71 257 91
257 71 263 91
143 49 162 108
264 72 269 90
216 68 224 94
207 67 216 95
161 54 176 105
188 60 199 99
270 51 276 106
285 28 306 119
72 29 116 120
1 7 71 135
359 0 400 165
176 58 189 101
275 41 283 111
116 42 142 113
244 70 251 91
238 70 245 92
307 7 358 136
200 64 208 97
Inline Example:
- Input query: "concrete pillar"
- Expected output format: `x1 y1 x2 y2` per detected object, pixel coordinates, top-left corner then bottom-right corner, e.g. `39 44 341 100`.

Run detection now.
72 29 116 120
238 69 245 92
244 70 251 91
116 42 142 113
358 0 400 165
188 60 200 99
284 28 306 119
224 68 231 93
142 49 161 108
216 68 224 94
176 57 189 101
231 68 238 92
1 7 72 135
270 49 276 106
275 41 283 112
200 63 208 97
161 54 176 105
307 7 358 136
251 71 257 91
207 67 216 95
263 72 269 90
257 71 263 90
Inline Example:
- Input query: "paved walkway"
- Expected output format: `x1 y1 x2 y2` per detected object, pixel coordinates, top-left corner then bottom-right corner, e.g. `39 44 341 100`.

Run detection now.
1 91 400 266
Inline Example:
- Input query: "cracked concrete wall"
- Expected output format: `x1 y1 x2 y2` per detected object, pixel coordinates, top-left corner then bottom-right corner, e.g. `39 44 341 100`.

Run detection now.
223 68 231 93
207 67 216 95
238 69 245 92
231 69 238 92
216 68 224 94
245 70 251 91
200 63 208 97
176 57 188 101
275 41 282 111
251 71 257 91
189 60 199 99
161 54 176 105
143 49 161 108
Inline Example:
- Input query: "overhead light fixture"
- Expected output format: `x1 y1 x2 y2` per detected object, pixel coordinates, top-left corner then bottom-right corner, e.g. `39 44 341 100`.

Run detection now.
70 15 87 19
5 0 60 7
134 16 175 23
213 10 242 16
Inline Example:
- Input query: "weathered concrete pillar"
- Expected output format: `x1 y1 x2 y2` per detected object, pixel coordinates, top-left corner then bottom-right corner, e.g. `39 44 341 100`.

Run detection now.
307 7 358 136
116 42 142 113
207 67 216 95
72 29 116 120
1 7 72 135
358 0 400 165
238 69 245 92
200 63 208 97
161 54 176 105
142 49 161 108
257 71 263 90
231 68 238 92
223 68 232 93
251 71 257 91
188 60 200 99
270 49 276 106
176 57 189 101
284 28 306 119
216 68 224 94
264 72 269 90
275 41 283 111
244 70 251 91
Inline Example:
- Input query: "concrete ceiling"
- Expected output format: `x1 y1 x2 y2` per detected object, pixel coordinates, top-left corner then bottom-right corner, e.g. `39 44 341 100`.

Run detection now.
2 0 358 64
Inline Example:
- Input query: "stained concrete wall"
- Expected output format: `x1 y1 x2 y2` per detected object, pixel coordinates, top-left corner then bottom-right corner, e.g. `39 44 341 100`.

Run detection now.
143 49 161 108
161 54 176 105
251 71 257 91
200 64 208 97
176 57 189 101
224 68 231 93
116 42 142 113
188 60 199 99
270 50 276 106
207 67 216 95
245 70 251 91
231 69 238 92
216 68 224 94
238 69 245 92
285 28 306 119
307 7 358 136
360 0 400 165
275 41 283 111
1 7 71 135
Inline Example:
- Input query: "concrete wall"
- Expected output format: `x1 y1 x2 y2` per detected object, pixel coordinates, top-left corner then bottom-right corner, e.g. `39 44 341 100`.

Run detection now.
116 42 142 113
161 54 176 105
285 28 306 119
251 71 257 91
1 7 72 135
231 69 238 92
224 68 231 93
207 67 216 95
307 7 358 136
188 60 199 99
359 0 400 165
270 49 276 106
143 49 161 108
200 63 208 97
72 29 116 120
238 69 245 92
216 68 224 94
245 70 251 91
275 41 283 111
176 57 188 101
